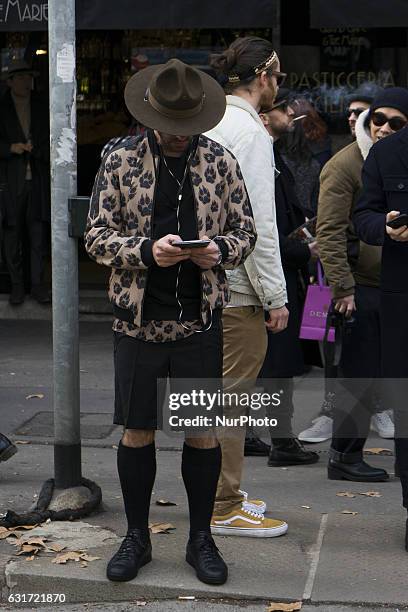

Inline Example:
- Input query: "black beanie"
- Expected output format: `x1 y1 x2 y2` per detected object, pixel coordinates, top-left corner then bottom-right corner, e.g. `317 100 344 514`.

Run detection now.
371 87 408 118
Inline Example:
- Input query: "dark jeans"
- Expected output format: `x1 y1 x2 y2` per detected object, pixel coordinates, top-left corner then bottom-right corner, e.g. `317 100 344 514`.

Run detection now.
330 285 381 462
2 181 45 287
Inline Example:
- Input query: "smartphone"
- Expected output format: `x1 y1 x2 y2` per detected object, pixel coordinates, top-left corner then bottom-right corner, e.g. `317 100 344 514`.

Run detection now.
171 239 211 249
386 213 408 229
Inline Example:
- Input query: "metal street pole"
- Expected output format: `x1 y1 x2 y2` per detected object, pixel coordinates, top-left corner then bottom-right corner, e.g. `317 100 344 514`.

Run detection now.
48 0 81 488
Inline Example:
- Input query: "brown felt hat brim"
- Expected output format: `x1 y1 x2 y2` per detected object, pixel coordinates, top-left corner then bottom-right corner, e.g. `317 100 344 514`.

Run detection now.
124 64 226 136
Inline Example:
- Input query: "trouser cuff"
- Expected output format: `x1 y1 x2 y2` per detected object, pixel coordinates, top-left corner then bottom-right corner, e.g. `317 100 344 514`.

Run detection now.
329 448 363 463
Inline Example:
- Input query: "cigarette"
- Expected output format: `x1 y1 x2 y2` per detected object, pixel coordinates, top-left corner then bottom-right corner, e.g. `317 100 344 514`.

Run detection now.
293 115 307 122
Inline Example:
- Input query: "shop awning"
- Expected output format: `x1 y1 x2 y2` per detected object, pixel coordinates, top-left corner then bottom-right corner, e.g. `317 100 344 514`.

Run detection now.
0 0 277 31
310 0 408 28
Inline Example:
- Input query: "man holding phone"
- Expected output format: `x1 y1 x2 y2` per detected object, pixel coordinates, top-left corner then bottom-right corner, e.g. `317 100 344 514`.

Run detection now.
85 59 257 585
353 115 408 551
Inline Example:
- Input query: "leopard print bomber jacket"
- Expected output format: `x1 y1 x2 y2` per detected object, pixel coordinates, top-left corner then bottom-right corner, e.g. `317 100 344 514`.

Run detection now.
85 133 257 341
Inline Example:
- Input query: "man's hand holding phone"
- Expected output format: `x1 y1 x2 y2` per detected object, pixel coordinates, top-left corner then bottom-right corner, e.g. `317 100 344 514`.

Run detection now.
152 235 191 267
188 235 222 269
386 211 408 242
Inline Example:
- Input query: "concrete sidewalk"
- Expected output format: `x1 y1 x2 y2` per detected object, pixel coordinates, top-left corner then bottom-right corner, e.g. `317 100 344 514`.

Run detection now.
0 320 407 609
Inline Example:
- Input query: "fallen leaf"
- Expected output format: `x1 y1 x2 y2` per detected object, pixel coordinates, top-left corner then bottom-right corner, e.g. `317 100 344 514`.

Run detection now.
336 491 356 498
341 510 359 515
149 522 175 534
15 440 30 445
267 602 302 612
52 551 83 564
16 545 41 555
24 537 48 547
359 491 381 498
25 394 45 400
0 529 20 540
301 506 311 509
80 562 88 568
18 524 40 530
46 542 66 552
364 448 392 456
79 554 101 562
155 499 177 506
26 555 36 561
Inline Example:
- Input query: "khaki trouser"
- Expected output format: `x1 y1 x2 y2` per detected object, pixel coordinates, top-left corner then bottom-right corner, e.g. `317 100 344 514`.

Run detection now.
214 306 268 515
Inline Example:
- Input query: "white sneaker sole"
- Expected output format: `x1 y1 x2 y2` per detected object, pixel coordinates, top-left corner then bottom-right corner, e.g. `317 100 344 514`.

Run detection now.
371 430 395 439
211 522 288 538
298 435 331 443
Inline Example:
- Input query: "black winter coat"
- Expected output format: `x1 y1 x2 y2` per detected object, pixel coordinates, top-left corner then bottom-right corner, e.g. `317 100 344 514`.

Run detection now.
353 127 408 378
259 150 311 378
0 90 50 227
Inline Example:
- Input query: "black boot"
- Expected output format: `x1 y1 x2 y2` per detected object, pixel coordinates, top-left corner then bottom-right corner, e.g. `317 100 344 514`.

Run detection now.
31 284 51 304
268 438 319 466
0 433 17 462
107 529 152 582
9 284 25 306
328 459 389 482
186 531 228 585
244 437 270 456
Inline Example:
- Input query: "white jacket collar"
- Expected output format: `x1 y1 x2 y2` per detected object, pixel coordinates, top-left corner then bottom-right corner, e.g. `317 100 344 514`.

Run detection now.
355 109 373 160
226 95 266 131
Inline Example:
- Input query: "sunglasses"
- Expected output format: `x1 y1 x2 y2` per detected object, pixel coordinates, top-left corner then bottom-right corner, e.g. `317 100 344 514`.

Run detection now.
270 71 287 87
346 107 366 118
371 111 407 132
261 99 291 114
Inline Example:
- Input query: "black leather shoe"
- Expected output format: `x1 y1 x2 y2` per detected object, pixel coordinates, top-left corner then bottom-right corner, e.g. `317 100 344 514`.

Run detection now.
0 434 17 462
31 284 51 304
107 529 152 582
244 437 270 456
9 284 25 305
268 438 319 466
186 531 228 585
328 459 389 482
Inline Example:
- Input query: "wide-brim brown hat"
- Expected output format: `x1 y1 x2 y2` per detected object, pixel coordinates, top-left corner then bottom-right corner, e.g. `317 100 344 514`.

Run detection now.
1 59 39 80
124 58 226 136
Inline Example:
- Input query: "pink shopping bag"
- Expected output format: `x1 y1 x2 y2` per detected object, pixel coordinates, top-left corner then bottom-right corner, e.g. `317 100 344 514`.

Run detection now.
299 262 335 342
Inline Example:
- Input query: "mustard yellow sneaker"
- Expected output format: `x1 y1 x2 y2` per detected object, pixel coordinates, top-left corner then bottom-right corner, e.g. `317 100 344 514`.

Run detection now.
211 507 288 538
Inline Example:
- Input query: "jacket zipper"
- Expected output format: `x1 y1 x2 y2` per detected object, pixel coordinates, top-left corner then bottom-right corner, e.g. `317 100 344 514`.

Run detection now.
189 169 205 325
139 150 160 324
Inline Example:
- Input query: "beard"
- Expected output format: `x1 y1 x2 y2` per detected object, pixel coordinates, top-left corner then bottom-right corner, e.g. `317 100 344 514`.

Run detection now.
259 80 277 110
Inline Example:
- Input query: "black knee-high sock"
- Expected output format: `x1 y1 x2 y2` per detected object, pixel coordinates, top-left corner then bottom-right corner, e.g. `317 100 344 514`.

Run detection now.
117 440 156 533
181 443 222 537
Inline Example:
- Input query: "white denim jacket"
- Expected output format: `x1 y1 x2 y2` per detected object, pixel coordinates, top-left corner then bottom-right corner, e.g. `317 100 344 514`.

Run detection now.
206 95 287 310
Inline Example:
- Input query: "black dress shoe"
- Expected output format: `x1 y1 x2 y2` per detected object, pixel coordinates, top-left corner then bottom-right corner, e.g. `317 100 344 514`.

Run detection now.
9 284 25 305
107 529 152 582
0 433 17 462
186 531 228 585
328 459 389 482
31 284 51 304
268 438 319 466
244 437 271 456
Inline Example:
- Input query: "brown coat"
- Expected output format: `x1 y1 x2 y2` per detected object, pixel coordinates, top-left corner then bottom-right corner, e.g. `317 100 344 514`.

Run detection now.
316 140 382 299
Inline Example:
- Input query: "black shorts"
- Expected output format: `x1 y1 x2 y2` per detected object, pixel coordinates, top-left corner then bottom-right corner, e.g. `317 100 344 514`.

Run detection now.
113 312 223 430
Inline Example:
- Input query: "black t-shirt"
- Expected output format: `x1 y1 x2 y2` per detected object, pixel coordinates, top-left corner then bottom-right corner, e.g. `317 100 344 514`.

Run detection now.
142 154 201 321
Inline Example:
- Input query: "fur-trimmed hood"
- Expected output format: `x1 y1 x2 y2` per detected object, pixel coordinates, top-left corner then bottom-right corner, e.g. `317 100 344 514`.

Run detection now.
355 109 373 160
